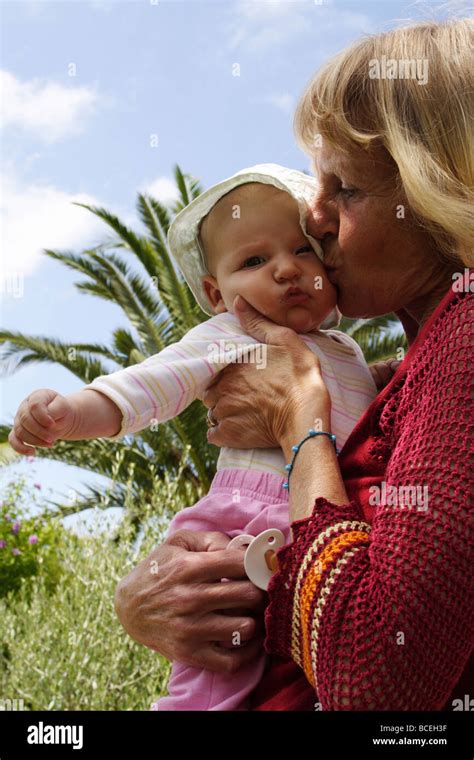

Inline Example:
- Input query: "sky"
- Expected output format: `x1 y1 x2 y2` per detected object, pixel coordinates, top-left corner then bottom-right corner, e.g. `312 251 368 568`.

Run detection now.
0 0 463 530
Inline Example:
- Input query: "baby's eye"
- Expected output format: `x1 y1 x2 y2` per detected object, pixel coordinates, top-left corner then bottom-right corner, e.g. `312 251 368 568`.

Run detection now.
242 256 265 268
295 245 314 254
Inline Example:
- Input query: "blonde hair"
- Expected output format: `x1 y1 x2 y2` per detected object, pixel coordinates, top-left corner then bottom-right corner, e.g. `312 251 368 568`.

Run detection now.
294 18 474 266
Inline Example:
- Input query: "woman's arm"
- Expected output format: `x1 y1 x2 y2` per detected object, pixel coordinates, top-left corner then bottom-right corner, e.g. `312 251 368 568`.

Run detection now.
280 416 349 524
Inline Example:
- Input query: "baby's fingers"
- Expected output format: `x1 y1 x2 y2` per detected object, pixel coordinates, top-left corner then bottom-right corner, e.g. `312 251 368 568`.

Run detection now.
8 429 38 455
12 422 55 450
18 409 56 445
28 398 55 428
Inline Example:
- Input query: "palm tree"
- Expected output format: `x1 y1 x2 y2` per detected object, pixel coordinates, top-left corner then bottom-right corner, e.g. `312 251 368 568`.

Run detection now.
338 316 406 363
0 166 406 533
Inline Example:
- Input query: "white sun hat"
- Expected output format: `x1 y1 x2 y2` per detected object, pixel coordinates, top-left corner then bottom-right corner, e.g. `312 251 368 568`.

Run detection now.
167 162 339 327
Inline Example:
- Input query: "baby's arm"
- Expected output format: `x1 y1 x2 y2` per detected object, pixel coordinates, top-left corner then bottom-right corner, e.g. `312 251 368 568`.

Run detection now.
9 313 262 454
9 387 122 455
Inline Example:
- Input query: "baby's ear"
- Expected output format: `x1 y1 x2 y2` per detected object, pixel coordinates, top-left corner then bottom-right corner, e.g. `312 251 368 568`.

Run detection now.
202 276 226 313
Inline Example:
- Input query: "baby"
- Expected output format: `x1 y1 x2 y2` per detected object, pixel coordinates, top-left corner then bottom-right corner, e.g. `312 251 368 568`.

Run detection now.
10 164 378 711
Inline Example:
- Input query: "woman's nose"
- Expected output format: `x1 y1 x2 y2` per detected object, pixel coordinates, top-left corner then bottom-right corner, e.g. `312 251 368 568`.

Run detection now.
306 196 339 243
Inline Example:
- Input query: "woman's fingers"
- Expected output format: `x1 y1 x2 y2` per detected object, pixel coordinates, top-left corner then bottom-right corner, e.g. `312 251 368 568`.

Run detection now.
188 635 265 674
177 547 256 584
191 610 261 644
196 579 267 614
166 529 231 553
370 359 403 390
233 294 296 345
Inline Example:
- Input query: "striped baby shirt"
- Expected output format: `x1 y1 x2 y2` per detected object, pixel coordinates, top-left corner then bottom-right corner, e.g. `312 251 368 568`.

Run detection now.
83 312 377 478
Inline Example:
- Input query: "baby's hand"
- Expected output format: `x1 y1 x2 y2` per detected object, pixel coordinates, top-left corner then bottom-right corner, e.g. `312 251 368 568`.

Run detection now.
8 389 78 455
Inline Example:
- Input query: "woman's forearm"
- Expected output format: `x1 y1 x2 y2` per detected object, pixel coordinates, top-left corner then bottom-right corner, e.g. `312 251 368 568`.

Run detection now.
279 416 349 525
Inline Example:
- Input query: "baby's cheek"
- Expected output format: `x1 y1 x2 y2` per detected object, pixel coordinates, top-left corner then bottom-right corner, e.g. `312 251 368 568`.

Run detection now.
311 267 334 299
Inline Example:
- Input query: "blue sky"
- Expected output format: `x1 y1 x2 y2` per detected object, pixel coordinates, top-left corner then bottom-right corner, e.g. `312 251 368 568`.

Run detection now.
0 0 457 528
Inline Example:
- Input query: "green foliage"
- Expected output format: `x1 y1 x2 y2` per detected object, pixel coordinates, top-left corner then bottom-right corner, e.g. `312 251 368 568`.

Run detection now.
0 479 65 600
339 315 407 363
0 473 187 710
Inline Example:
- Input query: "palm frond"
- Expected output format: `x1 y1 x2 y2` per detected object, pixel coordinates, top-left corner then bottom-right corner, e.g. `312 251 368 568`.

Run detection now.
0 331 110 383
172 166 203 212
339 314 407 363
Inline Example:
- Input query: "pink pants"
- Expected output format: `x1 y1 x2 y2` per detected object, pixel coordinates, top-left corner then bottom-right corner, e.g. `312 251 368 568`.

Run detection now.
151 468 291 711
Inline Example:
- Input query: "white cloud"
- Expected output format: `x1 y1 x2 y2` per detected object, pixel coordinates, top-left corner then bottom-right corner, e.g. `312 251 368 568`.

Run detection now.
1 69 101 144
263 93 295 113
0 170 107 289
228 0 372 53
139 176 179 205
229 0 307 52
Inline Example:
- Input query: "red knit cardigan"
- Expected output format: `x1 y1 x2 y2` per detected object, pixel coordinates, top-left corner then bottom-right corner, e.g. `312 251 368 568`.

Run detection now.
250 279 473 711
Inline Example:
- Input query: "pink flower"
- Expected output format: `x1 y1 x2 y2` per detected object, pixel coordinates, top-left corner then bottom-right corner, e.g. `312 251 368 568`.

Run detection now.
11 548 21 556
12 522 21 535
0 540 6 549
28 535 39 545
34 483 42 490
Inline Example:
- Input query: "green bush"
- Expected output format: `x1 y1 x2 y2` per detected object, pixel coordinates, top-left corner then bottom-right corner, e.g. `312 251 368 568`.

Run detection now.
0 479 65 600
0 473 187 710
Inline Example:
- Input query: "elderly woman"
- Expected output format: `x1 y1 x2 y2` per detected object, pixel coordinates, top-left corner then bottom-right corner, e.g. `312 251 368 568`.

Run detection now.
115 18 473 710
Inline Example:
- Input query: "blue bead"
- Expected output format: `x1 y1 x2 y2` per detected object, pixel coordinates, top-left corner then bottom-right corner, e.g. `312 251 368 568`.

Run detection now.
308 429 316 436
285 464 292 471
292 445 299 452
282 482 289 489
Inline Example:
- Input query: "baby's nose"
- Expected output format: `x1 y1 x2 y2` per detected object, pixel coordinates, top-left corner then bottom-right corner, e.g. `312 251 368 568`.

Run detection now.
274 256 301 280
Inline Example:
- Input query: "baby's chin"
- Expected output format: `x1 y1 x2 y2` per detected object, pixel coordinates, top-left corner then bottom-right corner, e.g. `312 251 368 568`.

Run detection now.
267 305 325 334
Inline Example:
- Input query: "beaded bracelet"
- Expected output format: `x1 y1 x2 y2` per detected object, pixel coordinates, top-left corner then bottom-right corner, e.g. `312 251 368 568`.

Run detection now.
282 429 339 492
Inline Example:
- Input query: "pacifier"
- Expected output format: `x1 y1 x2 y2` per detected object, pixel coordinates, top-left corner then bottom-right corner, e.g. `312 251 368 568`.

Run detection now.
227 529 285 590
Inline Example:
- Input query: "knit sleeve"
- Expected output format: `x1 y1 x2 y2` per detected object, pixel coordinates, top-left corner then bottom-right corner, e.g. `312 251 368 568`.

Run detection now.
263 294 474 710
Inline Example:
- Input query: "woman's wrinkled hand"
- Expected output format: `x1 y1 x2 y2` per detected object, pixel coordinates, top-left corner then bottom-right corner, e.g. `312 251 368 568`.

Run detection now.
202 295 331 449
369 359 402 390
114 528 267 674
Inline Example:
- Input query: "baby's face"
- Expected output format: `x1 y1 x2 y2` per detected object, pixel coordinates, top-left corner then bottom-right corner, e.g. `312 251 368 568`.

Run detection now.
201 185 337 333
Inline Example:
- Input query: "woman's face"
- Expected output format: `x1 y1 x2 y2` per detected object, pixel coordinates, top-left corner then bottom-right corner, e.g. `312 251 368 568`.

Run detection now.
306 142 448 319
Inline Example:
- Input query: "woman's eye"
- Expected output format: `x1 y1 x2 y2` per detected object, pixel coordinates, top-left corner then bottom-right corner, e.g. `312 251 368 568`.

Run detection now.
339 186 357 199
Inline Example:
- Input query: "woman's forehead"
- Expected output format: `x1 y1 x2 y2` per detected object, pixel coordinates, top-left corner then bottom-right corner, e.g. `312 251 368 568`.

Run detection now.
312 143 394 182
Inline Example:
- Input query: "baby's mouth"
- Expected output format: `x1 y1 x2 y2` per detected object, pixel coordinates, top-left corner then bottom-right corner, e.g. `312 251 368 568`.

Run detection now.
280 287 310 305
